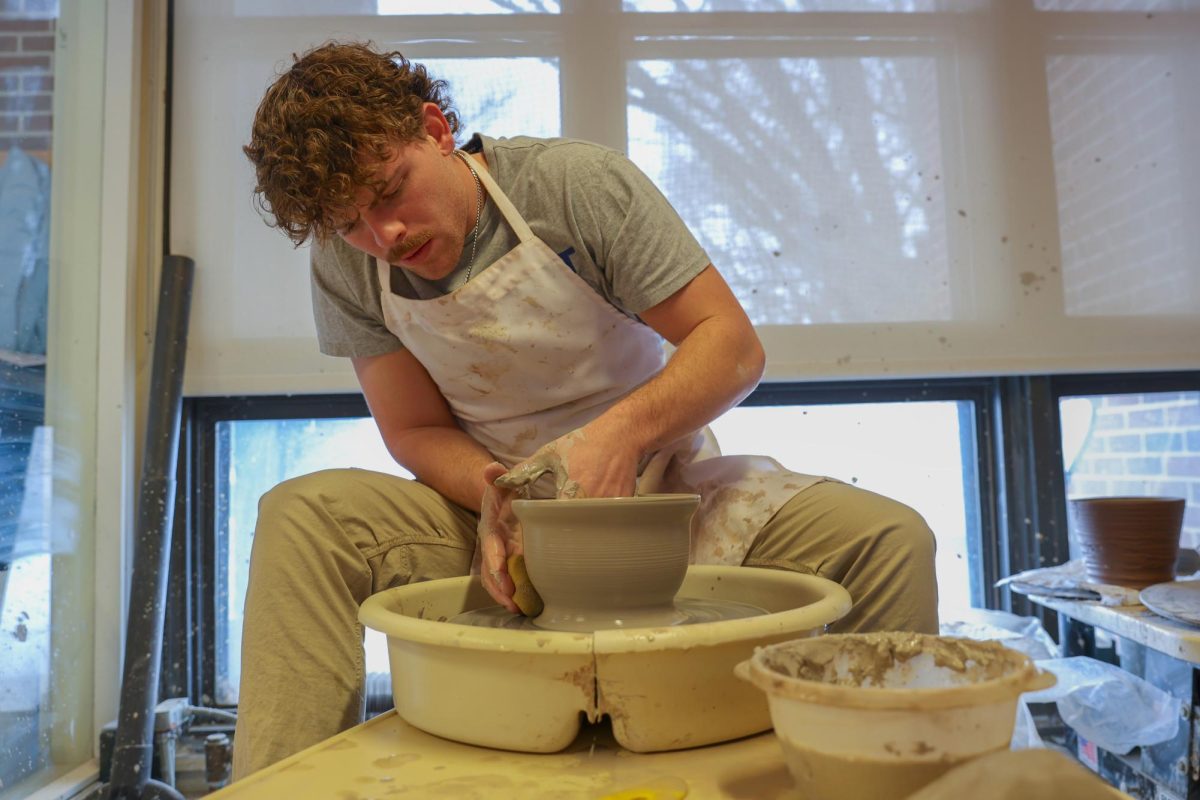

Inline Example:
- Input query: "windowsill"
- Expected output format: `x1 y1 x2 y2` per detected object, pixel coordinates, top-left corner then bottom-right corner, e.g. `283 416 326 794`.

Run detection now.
15 759 99 800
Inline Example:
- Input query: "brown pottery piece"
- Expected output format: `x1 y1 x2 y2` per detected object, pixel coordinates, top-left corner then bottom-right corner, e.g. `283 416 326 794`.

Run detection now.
513 494 699 632
1069 496 1185 589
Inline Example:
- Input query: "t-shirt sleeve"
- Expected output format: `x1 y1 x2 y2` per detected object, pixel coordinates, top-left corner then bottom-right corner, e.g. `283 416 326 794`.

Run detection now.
310 238 403 358
568 148 712 315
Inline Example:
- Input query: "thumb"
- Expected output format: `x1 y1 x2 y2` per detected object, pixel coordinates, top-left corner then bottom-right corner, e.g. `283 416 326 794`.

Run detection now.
483 460 508 485
494 458 554 490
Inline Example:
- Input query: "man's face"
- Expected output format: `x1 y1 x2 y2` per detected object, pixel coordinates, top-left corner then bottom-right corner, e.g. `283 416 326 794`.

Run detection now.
333 134 472 281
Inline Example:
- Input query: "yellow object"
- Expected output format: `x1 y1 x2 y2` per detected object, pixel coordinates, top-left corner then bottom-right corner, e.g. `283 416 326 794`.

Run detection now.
595 776 688 799
507 553 544 617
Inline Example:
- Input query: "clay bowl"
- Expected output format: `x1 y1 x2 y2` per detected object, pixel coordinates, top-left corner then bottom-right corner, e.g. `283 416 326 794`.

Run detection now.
1069 496 1186 589
512 493 699 632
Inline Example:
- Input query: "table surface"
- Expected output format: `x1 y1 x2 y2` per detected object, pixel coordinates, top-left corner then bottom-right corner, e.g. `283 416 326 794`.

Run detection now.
1029 594 1200 664
209 710 800 800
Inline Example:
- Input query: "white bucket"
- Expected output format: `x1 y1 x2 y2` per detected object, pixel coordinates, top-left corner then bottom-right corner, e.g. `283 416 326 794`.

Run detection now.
736 632 1056 799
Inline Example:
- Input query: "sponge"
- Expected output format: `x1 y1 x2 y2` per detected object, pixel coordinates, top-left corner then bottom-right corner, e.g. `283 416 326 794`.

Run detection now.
507 554 544 617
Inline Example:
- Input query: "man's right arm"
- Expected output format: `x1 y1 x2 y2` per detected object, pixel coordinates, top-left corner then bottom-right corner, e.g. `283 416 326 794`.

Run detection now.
352 349 495 513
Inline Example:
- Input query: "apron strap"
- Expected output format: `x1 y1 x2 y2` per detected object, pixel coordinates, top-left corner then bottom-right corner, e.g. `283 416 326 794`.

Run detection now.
461 150 536 244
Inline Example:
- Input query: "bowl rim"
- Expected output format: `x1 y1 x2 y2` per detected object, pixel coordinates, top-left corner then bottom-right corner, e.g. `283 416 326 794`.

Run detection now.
738 632 1054 710
359 566 852 654
1068 496 1186 505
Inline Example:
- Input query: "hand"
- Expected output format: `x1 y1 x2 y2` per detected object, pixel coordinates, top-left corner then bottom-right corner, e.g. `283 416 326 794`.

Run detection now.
494 427 639 499
478 461 521 612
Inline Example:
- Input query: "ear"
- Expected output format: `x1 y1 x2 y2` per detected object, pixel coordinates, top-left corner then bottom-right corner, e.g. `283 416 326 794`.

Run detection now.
421 102 456 154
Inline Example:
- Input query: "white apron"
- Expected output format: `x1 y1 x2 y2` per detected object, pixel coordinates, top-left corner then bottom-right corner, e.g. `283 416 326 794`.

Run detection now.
375 161 822 565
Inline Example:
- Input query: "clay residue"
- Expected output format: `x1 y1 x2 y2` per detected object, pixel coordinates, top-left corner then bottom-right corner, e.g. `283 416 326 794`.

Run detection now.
758 632 1019 688
561 663 596 702
372 753 420 769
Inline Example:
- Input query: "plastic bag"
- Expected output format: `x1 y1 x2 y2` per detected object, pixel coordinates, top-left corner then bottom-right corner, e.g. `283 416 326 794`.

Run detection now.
1023 657 1179 755
940 607 1059 661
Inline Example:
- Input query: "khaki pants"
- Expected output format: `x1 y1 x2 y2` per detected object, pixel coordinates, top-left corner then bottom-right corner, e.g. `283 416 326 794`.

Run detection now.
231 469 938 779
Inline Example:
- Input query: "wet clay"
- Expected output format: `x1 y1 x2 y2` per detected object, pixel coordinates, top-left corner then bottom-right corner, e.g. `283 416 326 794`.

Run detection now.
778 738 1006 800
513 494 698 632
758 632 1017 689
449 595 767 631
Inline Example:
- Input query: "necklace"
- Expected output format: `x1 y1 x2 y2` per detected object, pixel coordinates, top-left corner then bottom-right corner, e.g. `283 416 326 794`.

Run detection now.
454 150 484 285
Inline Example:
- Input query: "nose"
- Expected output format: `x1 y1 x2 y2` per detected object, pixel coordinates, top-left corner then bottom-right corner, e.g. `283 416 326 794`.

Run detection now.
361 205 405 251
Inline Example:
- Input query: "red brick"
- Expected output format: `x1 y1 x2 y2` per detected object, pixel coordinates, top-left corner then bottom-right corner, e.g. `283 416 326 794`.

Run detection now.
0 112 18 132
20 111 50 131
0 20 53 33
20 33 52 52
0 35 17 52
1107 433 1141 453
1129 408 1165 427
1127 457 1163 475
1167 457 1200 477
0 53 49 69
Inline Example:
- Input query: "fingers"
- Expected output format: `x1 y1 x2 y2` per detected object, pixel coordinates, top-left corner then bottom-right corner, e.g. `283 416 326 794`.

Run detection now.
479 510 518 613
494 460 553 490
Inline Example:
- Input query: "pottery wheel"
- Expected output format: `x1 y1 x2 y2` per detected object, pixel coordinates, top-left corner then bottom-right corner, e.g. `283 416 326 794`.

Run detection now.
449 595 768 631
358 566 852 755
1140 580 1200 627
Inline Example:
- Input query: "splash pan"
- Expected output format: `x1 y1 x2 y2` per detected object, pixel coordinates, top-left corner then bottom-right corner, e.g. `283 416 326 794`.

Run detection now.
358 565 851 754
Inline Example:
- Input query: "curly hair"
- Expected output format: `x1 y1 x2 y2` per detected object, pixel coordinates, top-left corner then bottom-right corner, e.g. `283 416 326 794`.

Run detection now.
244 41 460 245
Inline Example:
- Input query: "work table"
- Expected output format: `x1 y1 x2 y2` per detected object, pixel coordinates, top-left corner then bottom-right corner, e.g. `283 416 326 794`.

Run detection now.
209 710 797 799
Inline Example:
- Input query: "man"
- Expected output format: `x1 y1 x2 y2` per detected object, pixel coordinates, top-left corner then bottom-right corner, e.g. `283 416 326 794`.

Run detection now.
234 41 937 778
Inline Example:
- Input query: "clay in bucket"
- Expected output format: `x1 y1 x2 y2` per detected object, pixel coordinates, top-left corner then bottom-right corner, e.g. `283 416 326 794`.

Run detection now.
736 632 1056 799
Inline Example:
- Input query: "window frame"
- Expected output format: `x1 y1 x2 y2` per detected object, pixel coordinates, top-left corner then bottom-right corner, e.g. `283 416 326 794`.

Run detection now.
169 368 1200 707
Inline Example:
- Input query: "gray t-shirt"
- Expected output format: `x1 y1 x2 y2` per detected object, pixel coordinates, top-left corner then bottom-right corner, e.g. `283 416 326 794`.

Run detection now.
311 135 711 357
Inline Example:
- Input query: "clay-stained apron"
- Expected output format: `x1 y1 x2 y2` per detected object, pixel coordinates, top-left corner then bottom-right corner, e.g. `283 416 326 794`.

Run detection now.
375 157 822 565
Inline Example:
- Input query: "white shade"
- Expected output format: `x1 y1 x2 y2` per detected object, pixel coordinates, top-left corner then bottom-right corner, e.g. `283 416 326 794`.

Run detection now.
171 0 1200 396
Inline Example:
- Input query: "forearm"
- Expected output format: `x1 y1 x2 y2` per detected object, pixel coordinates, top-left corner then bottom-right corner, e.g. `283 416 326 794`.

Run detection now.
385 425 496 512
585 313 764 460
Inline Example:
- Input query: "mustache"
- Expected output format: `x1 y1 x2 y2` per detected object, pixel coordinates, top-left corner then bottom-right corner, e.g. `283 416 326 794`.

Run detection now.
387 232 433 263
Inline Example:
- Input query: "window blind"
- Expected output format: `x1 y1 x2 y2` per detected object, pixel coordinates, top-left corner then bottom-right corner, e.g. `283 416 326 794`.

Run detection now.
170 0 1200 395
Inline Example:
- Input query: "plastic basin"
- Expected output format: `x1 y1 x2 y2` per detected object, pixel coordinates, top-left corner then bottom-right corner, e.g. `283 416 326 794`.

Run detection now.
736 632 1056 799
358 565 851 753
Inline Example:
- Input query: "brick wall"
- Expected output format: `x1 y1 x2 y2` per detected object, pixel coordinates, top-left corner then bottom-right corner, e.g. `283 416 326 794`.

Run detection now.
1 0 56 155
1066 392 1200 550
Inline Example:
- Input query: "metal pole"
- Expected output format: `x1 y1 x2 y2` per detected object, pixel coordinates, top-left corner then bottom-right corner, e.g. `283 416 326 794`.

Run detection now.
105 255 193 800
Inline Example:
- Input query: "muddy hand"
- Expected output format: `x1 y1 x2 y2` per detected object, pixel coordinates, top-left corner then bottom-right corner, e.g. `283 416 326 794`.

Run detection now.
493 432 587 499
478 462 519 613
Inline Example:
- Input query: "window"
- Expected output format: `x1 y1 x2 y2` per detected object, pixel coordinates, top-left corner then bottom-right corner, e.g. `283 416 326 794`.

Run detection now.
194 378 992 706
0 1 122 796
0 3 56 783
172 2 1200 395
1059 385 1200 557
212 412 408 706
167 0 1198 739
711 398 979 617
